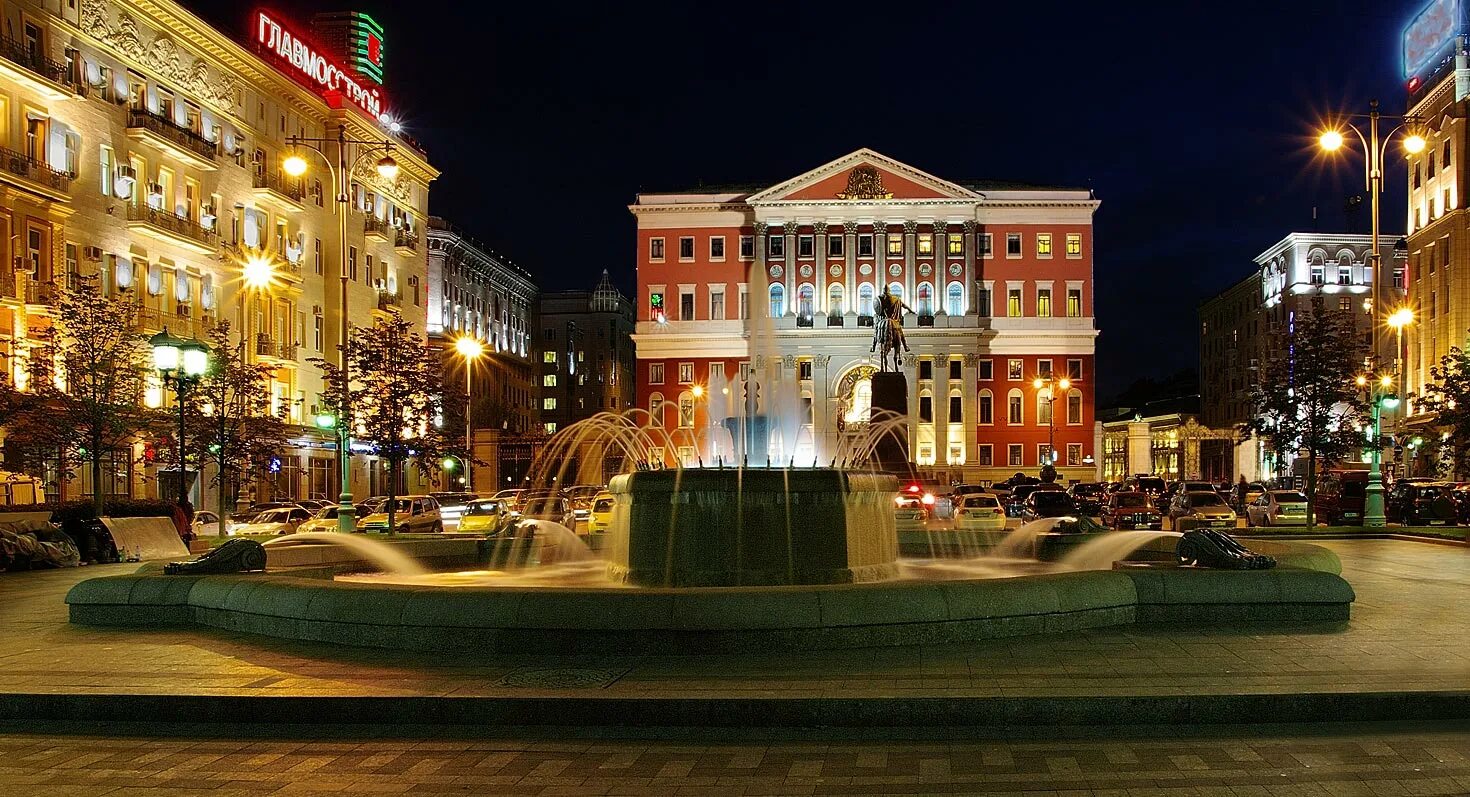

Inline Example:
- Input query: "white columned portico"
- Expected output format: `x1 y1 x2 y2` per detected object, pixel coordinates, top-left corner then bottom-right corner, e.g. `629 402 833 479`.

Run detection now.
843 220 858 316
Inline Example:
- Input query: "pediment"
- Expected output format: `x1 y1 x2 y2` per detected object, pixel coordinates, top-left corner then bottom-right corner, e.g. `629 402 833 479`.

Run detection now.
748 148 980 204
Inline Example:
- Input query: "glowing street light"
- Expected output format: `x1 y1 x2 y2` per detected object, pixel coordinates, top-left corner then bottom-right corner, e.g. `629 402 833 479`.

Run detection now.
376 154 399 180
1403 133 1427 154
241 255 276 290
282 153 308 177
1319 130 1345 151
452 336 485 490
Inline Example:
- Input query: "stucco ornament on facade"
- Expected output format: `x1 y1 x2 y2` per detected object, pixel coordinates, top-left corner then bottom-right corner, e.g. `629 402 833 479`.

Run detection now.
836 165 892 200
859 263 872 276
829 264 841 276
80 0 240 106
350 157 412 205
769 264 783 278
799 264 812 278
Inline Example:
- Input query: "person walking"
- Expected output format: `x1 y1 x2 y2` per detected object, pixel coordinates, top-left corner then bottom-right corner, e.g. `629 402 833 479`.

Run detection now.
1235 475 1249 513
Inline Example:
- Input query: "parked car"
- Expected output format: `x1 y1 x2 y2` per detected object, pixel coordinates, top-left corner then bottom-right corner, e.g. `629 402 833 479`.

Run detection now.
1100 491 1161 530
1122 475 1168 506
1021 490 1077 522
492 489 527 514
1385 481 1459 526
950 483 994 508
1158 481 1214 515
296 504 351 534
295 498 333 512
953 493 1007 531
1168 491 1237 530
430 492 477 523
1245 490 1310 527
587 492 616 534
227 501 304 528
519 495 575 528
458 498 513 534
563 485 603 524
191 510 223 537
894 494 928 530
1004 483 1063 518
1067 482 1108 516
1315 470 1368 525
357 495 444 534
232 506 312 536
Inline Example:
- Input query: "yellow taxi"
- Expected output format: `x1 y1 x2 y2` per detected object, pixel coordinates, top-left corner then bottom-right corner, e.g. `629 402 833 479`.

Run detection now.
587 492 616 534
458 498 512 534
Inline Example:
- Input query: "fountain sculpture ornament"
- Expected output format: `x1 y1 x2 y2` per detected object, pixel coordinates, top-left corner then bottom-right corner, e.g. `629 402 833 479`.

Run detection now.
1175 529 1276 570
164 538 267 575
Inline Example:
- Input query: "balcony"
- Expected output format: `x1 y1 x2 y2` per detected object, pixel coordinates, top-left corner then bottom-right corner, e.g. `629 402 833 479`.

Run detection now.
917 314 935 327
21 274 55 306
126 204 218 254
796 315 814 328
364 216 391 242
126 109 218 170
253 334 298 362
393 228 418 255
133 307 214 338
376 289 401 312
0 146 70 201
251 172 306 212
0 36 78 99
826 314 844 327
858 315 874 327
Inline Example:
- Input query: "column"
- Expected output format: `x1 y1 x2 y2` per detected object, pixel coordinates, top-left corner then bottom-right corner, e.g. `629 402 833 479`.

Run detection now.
902 220 917 305
905 354 920 463
814 354 832 461
1126 420 1151 479
814 223 827 315
754 221 768 317
843 220 858 315
933 221 948 316
962 353 980 467
1093 421 1106 482
962 220 976 315
784 222 797 315
935 354 951 467
873 220 887 296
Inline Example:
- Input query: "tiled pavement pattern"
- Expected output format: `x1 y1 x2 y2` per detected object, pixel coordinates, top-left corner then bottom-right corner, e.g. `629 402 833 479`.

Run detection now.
5 722 1470 795
2 539 1468 699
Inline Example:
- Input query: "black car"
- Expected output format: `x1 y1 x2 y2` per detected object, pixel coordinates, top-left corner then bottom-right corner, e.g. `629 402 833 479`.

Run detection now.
1005 483 1063 518
1067 482 1107 515
1021 490 1077 522
1386 481 1459 526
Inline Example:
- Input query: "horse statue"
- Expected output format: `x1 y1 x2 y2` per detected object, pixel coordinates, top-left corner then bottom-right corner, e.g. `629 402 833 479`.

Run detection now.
871 314 904 372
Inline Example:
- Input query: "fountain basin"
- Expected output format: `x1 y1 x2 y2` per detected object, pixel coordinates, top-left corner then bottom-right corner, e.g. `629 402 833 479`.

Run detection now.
66 539 1353 654
605 468 900 587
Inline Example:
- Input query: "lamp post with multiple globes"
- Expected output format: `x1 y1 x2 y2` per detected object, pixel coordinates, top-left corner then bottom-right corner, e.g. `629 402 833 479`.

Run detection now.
281 125 400 534
1032 374 1071 467
453 336 484 491
150 329 210 505
1318 101 1425 527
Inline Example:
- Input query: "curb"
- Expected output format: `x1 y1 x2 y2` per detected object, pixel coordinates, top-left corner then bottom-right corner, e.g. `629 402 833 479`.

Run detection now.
4 691 1470 729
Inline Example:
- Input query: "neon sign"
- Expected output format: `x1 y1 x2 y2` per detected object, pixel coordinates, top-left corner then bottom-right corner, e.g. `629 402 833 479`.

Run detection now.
1403 0 1464 79
255 11 385 121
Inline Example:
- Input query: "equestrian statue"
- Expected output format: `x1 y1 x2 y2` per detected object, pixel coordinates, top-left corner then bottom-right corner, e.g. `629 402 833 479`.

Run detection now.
871 285 912 372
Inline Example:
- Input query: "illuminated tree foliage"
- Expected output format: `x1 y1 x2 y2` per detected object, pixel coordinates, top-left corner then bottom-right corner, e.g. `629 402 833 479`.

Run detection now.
1414 343 1470 478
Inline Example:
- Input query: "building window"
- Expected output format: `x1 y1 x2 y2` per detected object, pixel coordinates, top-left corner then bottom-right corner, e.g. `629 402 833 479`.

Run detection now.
797 235 814 258
1065 233 1082 257
947 233 964 255
948 394 962 420
678 394 694 428
1008 443 1023 467
1007 288 1022 317
1008 359 1023 380
949 359 962 380
708 236 725 260
917 234 933 255
976 286 991 317
650 290 666 321
678 362 694 383
1067 288 1082 317
543 397 557 410
979 359 993 380
649 237 664 260
859 283 875 316
769 283 785 317
100 145 113 197
1039 444 1055 465
1006 233 1022 257
1414 162 1422 188
1067 359 1083 381
977 444 993 466
1310 265 1325 284
979 390 993 424
827 284 844 315
980 233 993 257
1067 443 1083 466
314 238 323 275
543 374 557 387
798 360 813 381
1067 389 1083 424
1444 139 1452 167
1337 265 1352 285
918 394 933 423
739 288 749 319
1038 359 1053 378
858 234 874 257
1007 390 1023 425
769 235 785 257
649 363 664 384
710 289 725 320
1037 288 1052 317
919 360 933 380
739 235 754 259
680 291 694 320
946 282 964 316
544 351 557 364
1037 392 1053 425
887 233 903 255
828 235 844 257
916 283 933 315
678 236 694 260
1036 233 1052 257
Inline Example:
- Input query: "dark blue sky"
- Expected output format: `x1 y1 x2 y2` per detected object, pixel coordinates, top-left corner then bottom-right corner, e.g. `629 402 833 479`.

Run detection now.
199 0 1418 400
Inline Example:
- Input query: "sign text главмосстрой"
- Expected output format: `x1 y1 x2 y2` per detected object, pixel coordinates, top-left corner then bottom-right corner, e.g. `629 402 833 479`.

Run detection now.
255 12 384 121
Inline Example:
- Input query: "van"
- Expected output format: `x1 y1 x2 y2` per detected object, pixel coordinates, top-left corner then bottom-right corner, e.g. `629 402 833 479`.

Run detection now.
1316 470 1368 525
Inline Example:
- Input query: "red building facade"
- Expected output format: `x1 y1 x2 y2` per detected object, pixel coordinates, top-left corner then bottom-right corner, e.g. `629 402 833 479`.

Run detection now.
630 149 1099 482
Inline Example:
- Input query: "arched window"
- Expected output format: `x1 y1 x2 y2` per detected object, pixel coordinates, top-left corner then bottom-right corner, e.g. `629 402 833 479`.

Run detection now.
978 389 994 425
858 283 875 316
827 283 844 316
1037 390 1053 425
678 391 695 428
888 282 904 301
649 392 664 426
768 283 785 317
1067 388 1083 425
797 283 814 318
1007 389 1023 425
844 376 872 425
916 282 933 315
918 389 933 423
946 281 964 316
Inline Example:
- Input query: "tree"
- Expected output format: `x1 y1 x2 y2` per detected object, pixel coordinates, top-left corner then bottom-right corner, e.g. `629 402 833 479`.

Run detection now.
315 308 450 536
183 321 289 536
1241 299 1368 524
1413 342 1470 478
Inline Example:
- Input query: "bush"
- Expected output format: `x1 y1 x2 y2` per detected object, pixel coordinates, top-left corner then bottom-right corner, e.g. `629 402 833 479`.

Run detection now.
0 498 178 525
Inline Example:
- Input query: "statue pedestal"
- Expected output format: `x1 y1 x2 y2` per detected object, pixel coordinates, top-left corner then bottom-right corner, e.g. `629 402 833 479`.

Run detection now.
869 372 909 470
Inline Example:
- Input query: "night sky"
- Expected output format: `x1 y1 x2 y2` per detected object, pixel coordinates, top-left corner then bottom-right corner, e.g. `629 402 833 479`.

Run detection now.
194 0 1418 401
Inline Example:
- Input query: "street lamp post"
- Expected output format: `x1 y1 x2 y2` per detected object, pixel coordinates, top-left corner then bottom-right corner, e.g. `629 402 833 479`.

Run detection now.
1319 102 1425 527
1032 374 1071 468
150 329 210 505
282 125 400 533
453 336 484 491
1356 372 1402 523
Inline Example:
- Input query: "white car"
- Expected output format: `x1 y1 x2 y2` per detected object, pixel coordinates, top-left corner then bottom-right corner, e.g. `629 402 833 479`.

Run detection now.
894 495 927 531
953 493 1007 531
296 504 345 533
231 506 312 536
1246 490 1310 527
191 510 223 537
